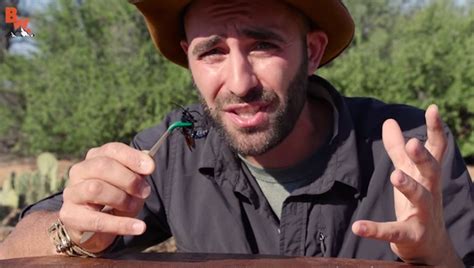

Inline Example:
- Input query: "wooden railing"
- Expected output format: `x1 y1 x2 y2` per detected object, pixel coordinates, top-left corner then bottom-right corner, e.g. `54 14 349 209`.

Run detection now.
0 253 429 267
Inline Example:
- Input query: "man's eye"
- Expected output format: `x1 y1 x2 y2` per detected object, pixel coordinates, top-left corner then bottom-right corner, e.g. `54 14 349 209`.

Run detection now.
254 42 278 51
200 48 222 59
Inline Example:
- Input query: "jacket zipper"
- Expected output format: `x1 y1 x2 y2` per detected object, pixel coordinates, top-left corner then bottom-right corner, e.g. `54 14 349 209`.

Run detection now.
318 231 326 256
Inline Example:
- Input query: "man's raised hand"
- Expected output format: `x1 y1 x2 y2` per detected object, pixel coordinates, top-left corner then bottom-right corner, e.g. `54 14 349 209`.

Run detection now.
352 105 463 267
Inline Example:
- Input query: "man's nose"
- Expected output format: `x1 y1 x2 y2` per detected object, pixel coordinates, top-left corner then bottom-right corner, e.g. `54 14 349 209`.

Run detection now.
226 50 258 97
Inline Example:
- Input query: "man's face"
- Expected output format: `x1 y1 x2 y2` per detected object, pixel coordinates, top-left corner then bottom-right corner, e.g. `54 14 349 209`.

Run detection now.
182 0 310 156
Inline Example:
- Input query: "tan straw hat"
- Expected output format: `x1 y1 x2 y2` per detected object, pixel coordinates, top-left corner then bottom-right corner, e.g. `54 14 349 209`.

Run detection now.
130 0 354 68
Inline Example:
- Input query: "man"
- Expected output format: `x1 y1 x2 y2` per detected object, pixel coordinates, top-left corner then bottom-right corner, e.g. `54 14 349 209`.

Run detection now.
0 0 472 266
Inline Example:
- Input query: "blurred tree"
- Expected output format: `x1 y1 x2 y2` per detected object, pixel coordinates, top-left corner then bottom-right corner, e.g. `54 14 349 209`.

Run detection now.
0 0 22 153
1 0 473 159
320 0 474 157
0 0 20 60
4 0 197 156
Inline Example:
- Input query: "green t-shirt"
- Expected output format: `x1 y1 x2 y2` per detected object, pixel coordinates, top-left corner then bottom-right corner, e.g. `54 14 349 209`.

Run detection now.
241 152 322 219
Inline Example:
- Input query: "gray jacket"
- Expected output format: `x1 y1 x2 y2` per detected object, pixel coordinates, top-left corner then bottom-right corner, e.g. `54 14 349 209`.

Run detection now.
23 76 474 264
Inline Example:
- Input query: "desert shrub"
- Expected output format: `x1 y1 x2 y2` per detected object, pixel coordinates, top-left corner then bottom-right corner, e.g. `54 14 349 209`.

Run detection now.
1 0 472 158
3 0 197 156
320 0 474 156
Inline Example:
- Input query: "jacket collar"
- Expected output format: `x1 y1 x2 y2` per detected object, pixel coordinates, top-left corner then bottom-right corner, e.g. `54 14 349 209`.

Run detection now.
311 76 361 196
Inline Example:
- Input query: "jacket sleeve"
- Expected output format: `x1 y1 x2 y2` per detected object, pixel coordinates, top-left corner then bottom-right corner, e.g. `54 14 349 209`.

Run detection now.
440 128 474 266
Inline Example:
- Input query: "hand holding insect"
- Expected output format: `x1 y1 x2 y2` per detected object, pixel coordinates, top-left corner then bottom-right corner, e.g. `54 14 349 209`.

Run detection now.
60 143 155 253
60 106 208 253
78 121 192 244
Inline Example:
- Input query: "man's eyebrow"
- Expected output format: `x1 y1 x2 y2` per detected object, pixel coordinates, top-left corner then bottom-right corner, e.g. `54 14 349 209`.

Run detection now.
190 28 284 57
241 28 285 43
191 35 223 57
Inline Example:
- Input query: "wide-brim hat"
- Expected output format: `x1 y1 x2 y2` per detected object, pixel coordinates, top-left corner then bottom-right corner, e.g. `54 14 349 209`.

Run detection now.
130 0 354 68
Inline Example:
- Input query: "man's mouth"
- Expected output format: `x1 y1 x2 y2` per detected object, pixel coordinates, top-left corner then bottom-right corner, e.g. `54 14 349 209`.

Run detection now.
223 103 270 129
234 105 261 118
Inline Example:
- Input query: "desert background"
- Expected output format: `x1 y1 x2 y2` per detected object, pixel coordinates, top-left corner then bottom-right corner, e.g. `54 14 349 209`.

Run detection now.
1 0 473 254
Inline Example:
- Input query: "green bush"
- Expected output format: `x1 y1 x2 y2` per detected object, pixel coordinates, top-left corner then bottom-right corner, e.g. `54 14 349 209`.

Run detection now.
0 55 28 151
320 0 474 157
3 0 197 156
0 0 472 158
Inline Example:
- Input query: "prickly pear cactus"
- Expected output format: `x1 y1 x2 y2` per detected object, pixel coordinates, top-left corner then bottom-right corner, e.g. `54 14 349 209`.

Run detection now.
0 174 20 208
37 152 59 192
3 174 14 191
0 153 68 209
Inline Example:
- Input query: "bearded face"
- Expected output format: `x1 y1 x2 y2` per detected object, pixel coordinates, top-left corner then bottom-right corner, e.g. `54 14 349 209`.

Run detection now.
183 0 312 156
201 58 308 156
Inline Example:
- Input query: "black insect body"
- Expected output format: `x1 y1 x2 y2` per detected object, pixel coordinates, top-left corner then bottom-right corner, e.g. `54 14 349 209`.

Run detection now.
176 105 209 150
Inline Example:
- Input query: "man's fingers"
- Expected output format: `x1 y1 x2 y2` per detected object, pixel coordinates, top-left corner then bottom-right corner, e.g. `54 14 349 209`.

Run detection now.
352 220 414 244
405 138 440 190
425 104 447 163
391 169 430 211
382 119 408 170
63 180 143 214
69 157 151 199
60 204 146 236
85 142 155 175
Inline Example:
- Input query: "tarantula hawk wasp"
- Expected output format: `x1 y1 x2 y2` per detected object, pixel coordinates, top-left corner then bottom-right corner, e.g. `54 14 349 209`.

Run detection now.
174 103 209 150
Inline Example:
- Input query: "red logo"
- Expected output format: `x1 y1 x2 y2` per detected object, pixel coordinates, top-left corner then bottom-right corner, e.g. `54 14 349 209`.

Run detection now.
5 7 34 37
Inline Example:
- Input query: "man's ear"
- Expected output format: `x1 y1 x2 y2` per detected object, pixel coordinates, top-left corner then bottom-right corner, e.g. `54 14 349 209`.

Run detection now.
180 40 189 56
306 30 328 75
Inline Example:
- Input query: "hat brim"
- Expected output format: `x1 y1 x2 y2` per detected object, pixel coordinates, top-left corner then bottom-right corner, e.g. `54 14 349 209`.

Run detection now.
131 0 354 68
